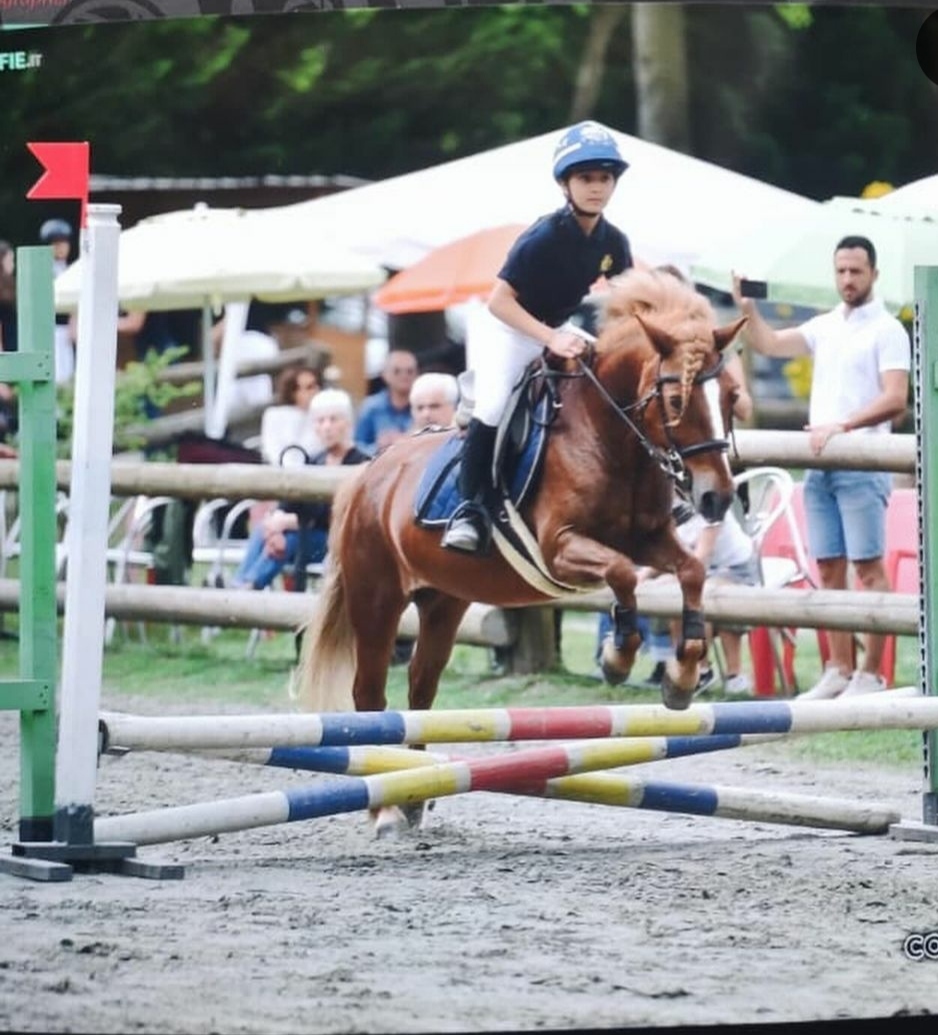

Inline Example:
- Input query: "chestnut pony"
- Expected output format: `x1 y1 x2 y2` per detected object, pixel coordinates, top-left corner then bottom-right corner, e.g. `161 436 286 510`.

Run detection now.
296 269 744 728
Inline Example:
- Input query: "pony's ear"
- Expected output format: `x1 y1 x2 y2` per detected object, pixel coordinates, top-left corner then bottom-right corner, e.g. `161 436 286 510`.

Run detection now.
713 317 747 352
634 311 680 357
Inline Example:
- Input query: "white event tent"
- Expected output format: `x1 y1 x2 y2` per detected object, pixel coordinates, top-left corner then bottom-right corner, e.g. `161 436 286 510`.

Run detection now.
260 126 821 274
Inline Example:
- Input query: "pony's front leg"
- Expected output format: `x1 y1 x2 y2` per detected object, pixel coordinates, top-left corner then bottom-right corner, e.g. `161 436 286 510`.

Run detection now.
598 590 644 687
546 533 642 685
662 552 708 711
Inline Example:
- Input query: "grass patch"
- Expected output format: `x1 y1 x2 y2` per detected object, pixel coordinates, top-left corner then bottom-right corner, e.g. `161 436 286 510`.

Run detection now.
770 728 924 768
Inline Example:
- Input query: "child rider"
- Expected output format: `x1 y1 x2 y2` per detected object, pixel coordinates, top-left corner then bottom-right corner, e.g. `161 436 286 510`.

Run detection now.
442 120 634 553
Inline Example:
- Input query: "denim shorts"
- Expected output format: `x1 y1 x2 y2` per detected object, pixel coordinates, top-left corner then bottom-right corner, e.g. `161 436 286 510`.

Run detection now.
803 468 892 562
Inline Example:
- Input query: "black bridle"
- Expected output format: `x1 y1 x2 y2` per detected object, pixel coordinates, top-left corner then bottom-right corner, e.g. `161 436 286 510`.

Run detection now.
574 348 731 492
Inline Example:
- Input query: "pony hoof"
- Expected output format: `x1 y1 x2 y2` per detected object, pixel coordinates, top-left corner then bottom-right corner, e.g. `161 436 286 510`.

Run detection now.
599 660 628 687
661 677 695 711
400 802 427 830
372 806 410 839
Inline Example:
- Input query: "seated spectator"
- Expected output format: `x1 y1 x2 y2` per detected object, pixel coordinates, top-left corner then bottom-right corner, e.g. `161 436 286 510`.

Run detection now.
232 389 368 591
259 364 323 465
409 371 459 430
354 348 417 455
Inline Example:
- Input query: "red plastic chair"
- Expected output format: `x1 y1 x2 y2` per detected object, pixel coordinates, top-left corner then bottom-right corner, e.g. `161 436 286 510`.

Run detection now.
730 468 815 697
771 484 918 691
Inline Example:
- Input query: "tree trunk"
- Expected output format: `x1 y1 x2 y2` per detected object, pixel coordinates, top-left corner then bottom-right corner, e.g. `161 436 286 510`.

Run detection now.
632 4 691 150
569 4 629 122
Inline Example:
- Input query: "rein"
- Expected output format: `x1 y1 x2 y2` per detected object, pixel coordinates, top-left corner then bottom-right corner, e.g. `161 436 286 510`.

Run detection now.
574 347 729 490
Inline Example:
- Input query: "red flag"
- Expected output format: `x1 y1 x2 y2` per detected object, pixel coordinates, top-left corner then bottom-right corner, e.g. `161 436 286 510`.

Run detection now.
26 141 90 229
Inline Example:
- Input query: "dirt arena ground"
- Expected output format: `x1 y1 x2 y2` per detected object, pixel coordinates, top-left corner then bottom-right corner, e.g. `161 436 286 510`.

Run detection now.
2 692 938 1035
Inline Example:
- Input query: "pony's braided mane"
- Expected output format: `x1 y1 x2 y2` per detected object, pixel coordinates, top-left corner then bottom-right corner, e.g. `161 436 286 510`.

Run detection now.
594 267 720 425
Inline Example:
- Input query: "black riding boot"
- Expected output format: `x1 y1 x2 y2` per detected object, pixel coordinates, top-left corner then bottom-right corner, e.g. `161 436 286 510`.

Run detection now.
441 418 497 554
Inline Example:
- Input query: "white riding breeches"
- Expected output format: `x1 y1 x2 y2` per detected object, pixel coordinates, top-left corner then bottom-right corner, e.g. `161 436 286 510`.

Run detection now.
468 306 545 427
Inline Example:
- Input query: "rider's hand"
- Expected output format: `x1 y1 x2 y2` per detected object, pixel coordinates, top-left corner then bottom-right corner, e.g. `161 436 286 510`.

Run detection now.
545 329 587 360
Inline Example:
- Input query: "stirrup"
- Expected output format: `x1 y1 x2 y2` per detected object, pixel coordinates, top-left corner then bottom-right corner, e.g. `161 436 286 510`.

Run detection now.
441 501 492 555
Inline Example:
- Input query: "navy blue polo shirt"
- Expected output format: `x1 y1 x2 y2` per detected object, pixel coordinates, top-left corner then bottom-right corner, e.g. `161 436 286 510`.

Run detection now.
497 206 633 328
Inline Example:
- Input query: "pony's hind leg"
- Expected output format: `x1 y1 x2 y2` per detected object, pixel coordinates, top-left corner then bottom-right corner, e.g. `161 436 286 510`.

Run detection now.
408 590 471 711
379 591 471 836
348 585 410 839
347 584 408 714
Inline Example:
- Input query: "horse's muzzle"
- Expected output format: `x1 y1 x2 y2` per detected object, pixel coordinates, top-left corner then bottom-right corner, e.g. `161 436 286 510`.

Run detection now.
695 489 733 524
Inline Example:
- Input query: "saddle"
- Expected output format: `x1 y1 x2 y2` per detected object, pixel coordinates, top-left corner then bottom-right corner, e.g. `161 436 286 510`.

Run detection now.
414 361 583 595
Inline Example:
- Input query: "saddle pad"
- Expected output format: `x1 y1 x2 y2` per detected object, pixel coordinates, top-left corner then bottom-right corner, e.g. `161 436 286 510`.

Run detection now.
414 436 464 525
414 394 550 527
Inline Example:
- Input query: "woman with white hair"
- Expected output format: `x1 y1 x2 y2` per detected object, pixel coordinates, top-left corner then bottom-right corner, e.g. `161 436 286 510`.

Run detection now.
232 389 369 590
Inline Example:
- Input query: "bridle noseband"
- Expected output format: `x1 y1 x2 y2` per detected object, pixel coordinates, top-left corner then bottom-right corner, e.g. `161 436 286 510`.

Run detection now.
575 347 731 492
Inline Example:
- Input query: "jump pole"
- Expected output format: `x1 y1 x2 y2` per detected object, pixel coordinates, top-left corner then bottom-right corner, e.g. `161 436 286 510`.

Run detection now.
94 733 901 846
104 733 900 833
99 693 938 753
110 730 781 773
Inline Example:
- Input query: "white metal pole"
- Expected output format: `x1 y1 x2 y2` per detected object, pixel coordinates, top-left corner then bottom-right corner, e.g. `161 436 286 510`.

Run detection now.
206 300 249 440
54 203 122 845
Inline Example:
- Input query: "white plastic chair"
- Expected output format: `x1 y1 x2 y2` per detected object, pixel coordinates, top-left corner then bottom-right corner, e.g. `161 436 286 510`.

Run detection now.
0 490 71 581
711 466 812 696
733 466 814 593
104 495 177 645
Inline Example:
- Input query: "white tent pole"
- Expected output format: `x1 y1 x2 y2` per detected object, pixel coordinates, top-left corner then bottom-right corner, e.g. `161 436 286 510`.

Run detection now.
54 203 122 845
201 301 216 436
207 300 249 441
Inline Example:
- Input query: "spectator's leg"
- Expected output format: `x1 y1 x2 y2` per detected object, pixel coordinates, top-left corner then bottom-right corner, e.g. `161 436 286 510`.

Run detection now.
852 557 890 673
803 469 853 678
231 529 266 588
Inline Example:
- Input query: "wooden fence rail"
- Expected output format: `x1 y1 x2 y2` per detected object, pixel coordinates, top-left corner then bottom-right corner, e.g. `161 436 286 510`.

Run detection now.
0 430 917 504
0 431 918 675
0 578 916 638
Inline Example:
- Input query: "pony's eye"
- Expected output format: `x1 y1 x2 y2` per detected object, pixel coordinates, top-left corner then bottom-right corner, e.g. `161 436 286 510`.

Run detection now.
667 395 683 415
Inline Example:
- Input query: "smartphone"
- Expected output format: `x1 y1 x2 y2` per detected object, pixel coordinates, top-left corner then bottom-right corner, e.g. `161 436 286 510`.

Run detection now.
739 278 769 299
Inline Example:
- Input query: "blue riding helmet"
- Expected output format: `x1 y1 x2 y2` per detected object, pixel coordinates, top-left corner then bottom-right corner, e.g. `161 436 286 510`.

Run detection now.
39 218 73 243
552 121 628 182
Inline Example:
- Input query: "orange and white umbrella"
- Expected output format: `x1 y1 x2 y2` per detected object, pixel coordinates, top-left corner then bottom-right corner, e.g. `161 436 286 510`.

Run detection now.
371 223 526 314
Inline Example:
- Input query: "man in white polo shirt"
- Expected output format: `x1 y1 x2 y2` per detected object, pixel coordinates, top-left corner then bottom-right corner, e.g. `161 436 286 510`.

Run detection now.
731 236 910 699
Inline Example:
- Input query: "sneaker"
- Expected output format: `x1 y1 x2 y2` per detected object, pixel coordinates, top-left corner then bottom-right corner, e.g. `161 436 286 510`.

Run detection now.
642 660 667 689
695 664 717 694
798 664 850 701
840 669 887 697
723 673 754 698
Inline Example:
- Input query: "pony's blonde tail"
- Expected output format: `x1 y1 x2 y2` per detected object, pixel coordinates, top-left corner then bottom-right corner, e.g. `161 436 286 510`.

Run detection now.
293 559 356 713
292 474 362 713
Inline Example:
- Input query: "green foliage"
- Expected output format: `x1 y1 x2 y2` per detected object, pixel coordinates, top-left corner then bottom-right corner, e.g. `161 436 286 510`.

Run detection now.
774 4 814 31
52 345 200 458
1 7 935 244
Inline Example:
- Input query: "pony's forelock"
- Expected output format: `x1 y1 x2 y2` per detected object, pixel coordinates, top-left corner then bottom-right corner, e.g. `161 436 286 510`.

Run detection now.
596 268 716 344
